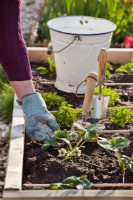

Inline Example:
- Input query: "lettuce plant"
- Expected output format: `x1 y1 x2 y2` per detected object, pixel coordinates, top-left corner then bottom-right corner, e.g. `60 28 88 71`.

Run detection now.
54 103 81 129
115 59 133 74
41 92 66 109
94 86 120 107
109 106 133 127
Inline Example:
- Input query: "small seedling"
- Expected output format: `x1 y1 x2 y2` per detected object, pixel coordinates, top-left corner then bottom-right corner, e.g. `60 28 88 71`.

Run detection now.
98 136 132 182
48 56 56 76
94 86 120 107
106 62 113 78
36 66 48 75
109 106 133 127
35 56 56 76
49 175 92 190
115 59 133 74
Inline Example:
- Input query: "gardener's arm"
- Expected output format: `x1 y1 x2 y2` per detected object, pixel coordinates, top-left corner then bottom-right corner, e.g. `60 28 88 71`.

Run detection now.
0 0 59 141
11 81 59 142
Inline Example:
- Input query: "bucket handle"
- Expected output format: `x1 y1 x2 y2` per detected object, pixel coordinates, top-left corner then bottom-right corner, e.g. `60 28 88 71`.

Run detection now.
47 35 81 54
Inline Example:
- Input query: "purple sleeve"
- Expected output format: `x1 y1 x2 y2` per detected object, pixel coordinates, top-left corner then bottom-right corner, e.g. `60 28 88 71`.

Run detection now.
0 0 32 81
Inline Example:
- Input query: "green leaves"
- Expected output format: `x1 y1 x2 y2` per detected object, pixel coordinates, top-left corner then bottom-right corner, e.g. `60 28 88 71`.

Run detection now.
98 136 131 152
109 106 133 127
54 103 81 129
54 130 78 141
115 62 133 75
121 155 133 173
42 138 58 150
49 175 92 190
54 130 78 151
94 86 120 107
41 92 66 109
36 66 48 75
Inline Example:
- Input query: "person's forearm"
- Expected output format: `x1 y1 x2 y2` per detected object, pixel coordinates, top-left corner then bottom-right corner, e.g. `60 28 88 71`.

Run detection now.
10 80 36 101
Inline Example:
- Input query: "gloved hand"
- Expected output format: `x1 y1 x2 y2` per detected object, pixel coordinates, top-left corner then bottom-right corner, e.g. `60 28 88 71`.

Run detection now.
21 92 59 142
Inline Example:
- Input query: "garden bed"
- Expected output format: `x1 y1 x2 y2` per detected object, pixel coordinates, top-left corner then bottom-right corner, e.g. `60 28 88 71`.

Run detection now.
3 48 133 200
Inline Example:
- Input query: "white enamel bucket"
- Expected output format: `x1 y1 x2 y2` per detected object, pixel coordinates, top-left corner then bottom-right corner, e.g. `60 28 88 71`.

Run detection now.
47 16 116 93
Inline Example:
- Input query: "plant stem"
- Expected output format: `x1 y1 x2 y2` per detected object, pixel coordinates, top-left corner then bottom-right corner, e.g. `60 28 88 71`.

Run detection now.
75 138 83 148
115 151 124 169
123 168 125 184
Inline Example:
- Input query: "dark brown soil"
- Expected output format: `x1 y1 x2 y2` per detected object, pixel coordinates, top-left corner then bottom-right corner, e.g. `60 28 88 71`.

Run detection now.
23 132 133 185
22 62 133 188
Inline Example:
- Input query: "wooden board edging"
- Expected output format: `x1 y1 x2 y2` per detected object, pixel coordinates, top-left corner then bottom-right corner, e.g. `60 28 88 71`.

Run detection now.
3 189 133 200
27 47 133 64
4 96 25 191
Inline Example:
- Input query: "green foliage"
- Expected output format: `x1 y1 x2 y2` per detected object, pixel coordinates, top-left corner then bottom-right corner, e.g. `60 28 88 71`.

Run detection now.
109 106 133 127
41 92 66 109
121 155 133 173
54 123 104 159
3 127 11 144
0 84 14 122
36 66 48 75
36 57 56 76
115 59 133 74
98 136 131 152
98 136 132 172
48 56 56 76
94 86 120 107
42 138 58 150
0 66 8 90
106 62 113 78
54 103 81 129
37 0 133 44
49 175 92 190
73 122 105 141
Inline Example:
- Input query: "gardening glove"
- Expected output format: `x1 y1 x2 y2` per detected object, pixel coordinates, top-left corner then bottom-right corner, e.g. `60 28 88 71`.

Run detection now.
20 92 59 142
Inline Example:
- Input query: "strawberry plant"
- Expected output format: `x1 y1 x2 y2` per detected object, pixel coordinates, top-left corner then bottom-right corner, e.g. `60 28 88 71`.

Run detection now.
54 123 105 159
98 136 132 182
49 175 92 190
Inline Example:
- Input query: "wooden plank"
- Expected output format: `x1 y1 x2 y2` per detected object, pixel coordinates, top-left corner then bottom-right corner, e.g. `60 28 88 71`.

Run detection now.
105 83 133 86
3 189 133 200
108 48 133 64
27 47 133 65
4 96 25 191
23 183 133 188
97 129 133 133
28 47 54 63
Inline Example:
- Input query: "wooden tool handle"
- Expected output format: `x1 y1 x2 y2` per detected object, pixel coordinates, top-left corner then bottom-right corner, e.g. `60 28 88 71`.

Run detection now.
97 48 108 84
82 72 98 115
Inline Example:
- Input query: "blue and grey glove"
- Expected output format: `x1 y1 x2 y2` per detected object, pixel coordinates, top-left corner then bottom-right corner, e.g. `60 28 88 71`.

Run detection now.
21 92 59 142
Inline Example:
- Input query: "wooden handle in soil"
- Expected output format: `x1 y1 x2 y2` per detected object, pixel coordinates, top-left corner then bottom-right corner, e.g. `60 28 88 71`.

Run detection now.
97 48 108 84
82 72 98 115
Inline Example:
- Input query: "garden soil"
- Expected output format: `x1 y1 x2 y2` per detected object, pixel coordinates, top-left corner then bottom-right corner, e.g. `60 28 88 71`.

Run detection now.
23 62 133 188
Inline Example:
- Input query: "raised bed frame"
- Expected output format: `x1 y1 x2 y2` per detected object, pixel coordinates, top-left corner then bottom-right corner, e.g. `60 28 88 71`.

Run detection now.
3 48 133 200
